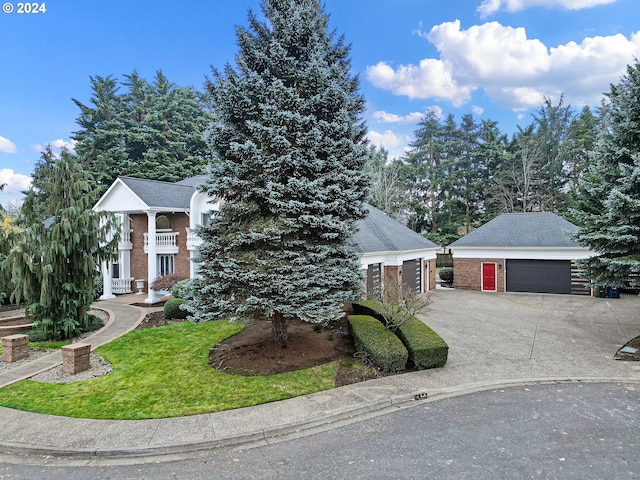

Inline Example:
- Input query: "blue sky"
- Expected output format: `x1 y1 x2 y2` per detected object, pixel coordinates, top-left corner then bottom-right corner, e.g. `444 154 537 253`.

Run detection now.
1 0 638 207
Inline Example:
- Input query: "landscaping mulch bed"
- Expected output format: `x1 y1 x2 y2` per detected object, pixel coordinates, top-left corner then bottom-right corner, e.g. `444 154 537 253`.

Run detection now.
137 311 382 386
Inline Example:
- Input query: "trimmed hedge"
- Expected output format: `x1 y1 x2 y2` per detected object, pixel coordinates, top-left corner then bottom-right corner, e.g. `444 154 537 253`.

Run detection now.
353 300 448 370
347 315 408 373
395 318 448 369
164 298 189 320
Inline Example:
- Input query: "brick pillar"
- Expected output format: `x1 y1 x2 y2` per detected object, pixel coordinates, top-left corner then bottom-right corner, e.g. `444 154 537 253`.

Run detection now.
61 343 91 374
1 334 29 363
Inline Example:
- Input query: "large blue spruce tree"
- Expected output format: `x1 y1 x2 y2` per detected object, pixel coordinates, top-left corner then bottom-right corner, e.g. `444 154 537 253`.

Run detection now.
189 0 371 344
572 61 640 286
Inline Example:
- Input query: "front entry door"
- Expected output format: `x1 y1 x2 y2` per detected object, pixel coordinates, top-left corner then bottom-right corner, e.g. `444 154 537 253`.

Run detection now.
482 263 497 292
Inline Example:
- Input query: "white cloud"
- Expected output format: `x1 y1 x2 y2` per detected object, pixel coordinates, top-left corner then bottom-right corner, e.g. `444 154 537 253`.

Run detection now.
368 20 640 111
367 130 412 159
478 0 617 18
0 169 32 193
472 105 485 115
372 110 427 124
32 139 77 158
366 59 473 107
0 136 17 154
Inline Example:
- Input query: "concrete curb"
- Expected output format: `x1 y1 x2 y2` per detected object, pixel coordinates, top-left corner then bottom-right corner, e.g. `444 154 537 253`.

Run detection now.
1 376 638 461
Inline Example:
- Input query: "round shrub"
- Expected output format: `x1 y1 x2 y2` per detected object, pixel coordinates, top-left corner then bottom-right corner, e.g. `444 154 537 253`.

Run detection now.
439 267 454 283
164 298 189 319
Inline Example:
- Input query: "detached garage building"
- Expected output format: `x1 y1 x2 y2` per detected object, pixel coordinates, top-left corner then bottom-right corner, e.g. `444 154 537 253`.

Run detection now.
447 213 594 295
354 204 440 295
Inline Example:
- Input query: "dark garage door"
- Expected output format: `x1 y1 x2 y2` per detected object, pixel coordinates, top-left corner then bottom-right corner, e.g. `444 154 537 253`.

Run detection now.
402 259 422 292
506 259 571 294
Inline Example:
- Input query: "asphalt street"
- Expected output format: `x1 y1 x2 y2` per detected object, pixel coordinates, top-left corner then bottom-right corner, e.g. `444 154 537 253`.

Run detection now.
1 381 637 479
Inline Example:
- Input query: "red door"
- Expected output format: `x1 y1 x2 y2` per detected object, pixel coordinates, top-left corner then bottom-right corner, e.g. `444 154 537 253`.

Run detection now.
482 263 497 291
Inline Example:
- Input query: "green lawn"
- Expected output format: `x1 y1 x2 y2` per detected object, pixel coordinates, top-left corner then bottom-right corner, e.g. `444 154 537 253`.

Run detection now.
0 321 338 419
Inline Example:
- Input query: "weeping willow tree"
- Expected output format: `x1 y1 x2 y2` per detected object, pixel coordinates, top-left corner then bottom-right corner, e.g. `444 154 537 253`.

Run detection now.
5 147 119 339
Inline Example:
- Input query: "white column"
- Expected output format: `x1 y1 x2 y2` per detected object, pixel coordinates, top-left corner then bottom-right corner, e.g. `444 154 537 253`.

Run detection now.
145 211 160 304
99 261 115 300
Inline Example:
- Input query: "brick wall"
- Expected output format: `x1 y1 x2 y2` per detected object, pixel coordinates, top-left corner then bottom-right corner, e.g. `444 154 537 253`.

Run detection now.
129 212 191 293
130 214 148 292
384 265 402 286
454 258 505 292
171 213 191 279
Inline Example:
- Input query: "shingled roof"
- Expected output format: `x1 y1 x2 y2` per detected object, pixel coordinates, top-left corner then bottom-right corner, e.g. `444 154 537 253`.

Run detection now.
116 176 439 254
448 212 581 248
119 177 195 209
353 204 440 253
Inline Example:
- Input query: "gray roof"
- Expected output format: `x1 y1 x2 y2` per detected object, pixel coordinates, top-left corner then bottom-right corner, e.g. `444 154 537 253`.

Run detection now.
353 204 440 253
175 175 208 187
120 176 439 254
448 212 581 248
119 177 194 209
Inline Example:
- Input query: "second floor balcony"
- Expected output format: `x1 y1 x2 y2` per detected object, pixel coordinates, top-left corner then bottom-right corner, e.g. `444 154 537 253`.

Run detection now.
144 232 179 254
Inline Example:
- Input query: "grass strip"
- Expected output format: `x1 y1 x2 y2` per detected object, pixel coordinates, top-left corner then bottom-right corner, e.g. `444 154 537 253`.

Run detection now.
0 321 338 419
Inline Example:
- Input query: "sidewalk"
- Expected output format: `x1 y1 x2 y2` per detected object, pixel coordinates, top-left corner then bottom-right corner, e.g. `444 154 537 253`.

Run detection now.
0 296 160 389
0 290 638 460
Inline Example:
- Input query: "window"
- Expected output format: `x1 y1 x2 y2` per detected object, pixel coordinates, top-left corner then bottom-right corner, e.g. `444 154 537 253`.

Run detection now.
201 212 211 226
111 263 120 279
157 255 174 277
156 214 172 231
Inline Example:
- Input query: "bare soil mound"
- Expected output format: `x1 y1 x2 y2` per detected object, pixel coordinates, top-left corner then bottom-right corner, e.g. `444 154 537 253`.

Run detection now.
209 317 354 375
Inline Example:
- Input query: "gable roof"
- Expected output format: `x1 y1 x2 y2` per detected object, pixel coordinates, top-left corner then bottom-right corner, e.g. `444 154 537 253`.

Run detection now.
175 174 208 187
448 212 581 248
98 175 440 254
118 177 194 210
353 204 440 253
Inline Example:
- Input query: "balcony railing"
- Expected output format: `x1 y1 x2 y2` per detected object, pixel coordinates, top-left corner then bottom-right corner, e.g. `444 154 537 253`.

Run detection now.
186 228 203 250
143 232 179 254
111 278 133 294
119 228 133 250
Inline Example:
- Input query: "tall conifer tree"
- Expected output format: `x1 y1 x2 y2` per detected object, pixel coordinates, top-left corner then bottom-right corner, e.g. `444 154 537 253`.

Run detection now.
5 148 119 339
190 0 371 343
73 71 211 191
572 61 640 285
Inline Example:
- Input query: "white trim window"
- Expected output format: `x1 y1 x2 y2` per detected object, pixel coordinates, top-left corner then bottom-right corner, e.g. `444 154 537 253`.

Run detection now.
157 254 174 277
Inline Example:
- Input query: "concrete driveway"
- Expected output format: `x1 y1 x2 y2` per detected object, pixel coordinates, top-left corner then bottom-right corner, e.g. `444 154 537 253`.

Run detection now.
420 289 640 384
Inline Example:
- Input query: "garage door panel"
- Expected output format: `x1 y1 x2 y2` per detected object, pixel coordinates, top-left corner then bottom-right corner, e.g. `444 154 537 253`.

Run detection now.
506 260 571 294
402 259 421 292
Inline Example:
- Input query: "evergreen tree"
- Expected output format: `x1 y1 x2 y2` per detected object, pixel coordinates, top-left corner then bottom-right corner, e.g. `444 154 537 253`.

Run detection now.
73 71 211 191
403 111 445 238
572 61 640 286
532 95 574 212
189 0 371 344
4 148 119 339
564 105 599 210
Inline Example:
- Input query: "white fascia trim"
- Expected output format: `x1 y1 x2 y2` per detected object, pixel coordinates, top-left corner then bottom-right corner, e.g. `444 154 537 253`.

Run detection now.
93 178 128 211
450 247 595 260
93 178 150 213
359 247 439 267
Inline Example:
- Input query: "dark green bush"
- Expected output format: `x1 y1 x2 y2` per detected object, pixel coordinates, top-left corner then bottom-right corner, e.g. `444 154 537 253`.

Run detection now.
164 298 188 319
439 267 454 283
352 300 387 323
347 315 408 372
353 301 448 370
395 318 448 369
